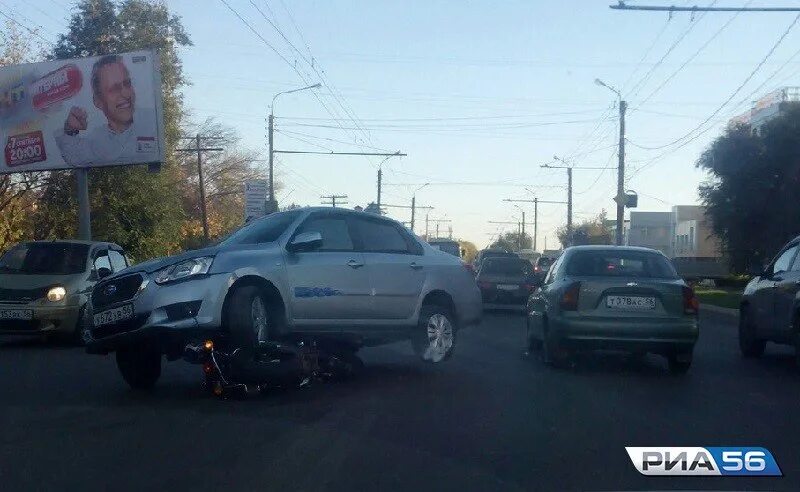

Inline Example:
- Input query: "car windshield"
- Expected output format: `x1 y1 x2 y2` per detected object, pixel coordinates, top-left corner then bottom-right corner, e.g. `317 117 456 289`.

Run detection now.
482 258 532 276
216 210 303 246
0 243 89 275
565 250 678 278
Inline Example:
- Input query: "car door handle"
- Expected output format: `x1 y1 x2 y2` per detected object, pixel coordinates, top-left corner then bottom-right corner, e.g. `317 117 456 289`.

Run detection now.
410 262 423 270
347 259 364 269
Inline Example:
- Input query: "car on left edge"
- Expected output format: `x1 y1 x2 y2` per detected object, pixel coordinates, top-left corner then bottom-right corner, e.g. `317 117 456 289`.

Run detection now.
0 240 129 344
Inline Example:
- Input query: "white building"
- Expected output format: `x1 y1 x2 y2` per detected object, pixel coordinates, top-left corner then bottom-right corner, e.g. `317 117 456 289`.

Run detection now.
730 87 800 133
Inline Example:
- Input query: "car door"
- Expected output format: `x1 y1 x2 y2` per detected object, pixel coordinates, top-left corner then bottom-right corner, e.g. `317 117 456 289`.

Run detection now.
771 242 800 339
284 211 372 323
528 255 562 341
349 215 426 320
754 242 798 338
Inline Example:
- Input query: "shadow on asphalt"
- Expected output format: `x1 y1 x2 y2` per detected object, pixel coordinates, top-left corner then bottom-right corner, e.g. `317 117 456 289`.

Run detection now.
0 336 78 350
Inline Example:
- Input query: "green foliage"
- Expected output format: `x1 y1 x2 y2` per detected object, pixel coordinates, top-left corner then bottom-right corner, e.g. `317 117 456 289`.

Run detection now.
697 106 800 272
490 231 532 252
556 210 612 247
33 0 192 260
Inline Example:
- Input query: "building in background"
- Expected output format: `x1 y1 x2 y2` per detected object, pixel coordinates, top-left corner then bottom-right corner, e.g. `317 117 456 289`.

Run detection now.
626 211 672 256
670 205 722 259
729 87 800 133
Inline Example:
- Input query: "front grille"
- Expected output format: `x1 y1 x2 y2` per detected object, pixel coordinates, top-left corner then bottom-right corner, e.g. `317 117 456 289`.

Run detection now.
0 319 41 331
92 274 143 310
0 286 50 303
92 314 148 339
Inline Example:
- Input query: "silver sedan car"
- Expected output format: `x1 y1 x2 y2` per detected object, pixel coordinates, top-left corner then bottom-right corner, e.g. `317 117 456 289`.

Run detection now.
87 208 482 389
526 245 699 374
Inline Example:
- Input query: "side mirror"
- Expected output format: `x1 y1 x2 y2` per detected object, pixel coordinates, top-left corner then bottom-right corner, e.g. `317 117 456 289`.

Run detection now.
97 267 112 279
288 231 323 253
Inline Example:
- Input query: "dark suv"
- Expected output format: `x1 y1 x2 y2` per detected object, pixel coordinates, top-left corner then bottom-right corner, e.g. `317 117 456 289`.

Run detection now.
739 235 800 364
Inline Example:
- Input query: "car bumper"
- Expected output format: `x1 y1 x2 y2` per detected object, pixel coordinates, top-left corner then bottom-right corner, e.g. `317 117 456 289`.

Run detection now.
0 303 81 336
551 315 699 353
86 272 233 353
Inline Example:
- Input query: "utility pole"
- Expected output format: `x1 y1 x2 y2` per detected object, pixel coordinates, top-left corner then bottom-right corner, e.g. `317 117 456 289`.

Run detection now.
425 213 429 240
76 169 90 240
177 135 224 242
321 194 348 208
377 168 382 211
616 100 626 245
504 197 564 252
427 218 452 240
381 202 433 233
410 194 415 231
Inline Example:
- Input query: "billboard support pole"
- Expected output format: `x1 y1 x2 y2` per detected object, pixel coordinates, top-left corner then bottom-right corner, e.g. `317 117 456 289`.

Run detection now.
76 168 91 240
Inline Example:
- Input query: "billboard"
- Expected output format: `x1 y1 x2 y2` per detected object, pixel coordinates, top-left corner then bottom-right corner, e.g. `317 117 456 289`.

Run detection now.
0 50 164 174
244 179 268 222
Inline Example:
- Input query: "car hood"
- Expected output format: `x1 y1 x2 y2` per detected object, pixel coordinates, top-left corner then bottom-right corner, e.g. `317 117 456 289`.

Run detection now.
0 273 86 289
127 246 222 274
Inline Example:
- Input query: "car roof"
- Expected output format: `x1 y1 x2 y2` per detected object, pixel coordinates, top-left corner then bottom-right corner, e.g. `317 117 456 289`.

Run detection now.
564 244 666 254
20 240 124 250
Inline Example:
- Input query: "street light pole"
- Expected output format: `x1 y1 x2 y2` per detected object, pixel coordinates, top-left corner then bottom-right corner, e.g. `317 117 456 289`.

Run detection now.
595 78 626 245
410 182 430 233
269 83 322 212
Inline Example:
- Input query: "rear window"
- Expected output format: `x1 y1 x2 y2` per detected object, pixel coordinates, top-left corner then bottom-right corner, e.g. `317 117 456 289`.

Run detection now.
565 250 678 278
482 258 532 276
430 241 460 257
0 242 89 275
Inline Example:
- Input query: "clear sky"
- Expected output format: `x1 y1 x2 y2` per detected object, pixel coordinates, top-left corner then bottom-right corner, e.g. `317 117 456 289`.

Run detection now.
18 0 800 248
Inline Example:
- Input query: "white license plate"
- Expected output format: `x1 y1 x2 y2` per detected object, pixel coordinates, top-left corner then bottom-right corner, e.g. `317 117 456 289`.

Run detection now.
0 308 33 320
497 284 518 291
93 304 134 327
606 296 656 309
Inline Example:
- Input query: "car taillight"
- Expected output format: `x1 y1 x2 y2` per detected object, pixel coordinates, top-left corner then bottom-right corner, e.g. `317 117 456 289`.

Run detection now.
560 282 581 311
682 286 699 315
477 281 493 290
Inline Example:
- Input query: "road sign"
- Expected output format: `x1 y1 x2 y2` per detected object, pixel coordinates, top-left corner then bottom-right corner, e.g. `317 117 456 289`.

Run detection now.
244 179 268 222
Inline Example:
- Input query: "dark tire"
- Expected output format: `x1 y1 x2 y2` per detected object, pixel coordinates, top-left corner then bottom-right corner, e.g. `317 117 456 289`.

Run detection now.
412 304 456 363
526 317 542 352
116 344 162 390
542 322 568 368
739 308 766 358
226 285 272 353
667 352 692 375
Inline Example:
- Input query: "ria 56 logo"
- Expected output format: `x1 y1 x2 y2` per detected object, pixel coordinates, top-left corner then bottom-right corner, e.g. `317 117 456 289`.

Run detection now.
626 447 782 476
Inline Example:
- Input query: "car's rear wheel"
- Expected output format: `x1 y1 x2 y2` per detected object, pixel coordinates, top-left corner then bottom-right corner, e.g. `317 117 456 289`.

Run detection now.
542 322 568 368
739 308 766 358
116 343 162 390
667 351 692 375
412 305 456 363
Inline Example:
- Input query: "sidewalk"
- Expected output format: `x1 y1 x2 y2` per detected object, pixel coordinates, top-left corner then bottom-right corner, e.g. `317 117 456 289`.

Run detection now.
700 303 738 318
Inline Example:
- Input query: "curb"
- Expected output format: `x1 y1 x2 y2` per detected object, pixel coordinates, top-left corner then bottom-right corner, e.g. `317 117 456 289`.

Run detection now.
700 303 738 318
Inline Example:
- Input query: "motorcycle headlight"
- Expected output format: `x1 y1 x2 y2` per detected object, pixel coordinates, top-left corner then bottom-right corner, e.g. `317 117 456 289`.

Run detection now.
154 257 214 285
47 286 66 302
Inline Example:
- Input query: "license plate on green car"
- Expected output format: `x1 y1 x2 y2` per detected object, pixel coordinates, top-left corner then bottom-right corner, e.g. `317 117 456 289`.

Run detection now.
606 296 656 309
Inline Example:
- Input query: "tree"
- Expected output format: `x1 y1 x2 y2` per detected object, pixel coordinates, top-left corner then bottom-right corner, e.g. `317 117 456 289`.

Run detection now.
32 0 192 260
556 210 612 247
458 240 478 263
490 231 532 252
698 107 800 272
0 21 48 252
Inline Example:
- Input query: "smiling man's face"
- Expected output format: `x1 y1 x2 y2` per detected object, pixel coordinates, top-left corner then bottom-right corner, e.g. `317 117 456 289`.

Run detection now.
93 62 135 132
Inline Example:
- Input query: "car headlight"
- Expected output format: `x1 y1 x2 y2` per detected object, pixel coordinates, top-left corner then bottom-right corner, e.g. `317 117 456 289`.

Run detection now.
154 257 214 285
47 286 66 302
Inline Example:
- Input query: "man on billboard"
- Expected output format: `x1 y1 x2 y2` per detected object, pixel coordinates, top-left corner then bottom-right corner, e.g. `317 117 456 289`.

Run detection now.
54 54 157 166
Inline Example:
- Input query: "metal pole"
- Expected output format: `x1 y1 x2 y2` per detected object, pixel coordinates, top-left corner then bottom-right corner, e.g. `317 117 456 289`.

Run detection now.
534 198 538 252
76 168 91 240
268 113 274 203
377 168 382 211
616 100 626 246
425 213 429 240
410 195 416 232
436 222 439 239
567 167 573 247
196 134 210 242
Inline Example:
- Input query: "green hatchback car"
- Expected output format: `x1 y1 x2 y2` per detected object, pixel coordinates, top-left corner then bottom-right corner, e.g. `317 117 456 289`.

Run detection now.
525 245 699 373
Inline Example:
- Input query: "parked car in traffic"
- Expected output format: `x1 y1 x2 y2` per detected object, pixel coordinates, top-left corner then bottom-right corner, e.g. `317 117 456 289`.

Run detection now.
526 245 699 374
0 240 128 343
473 249 518 270
477 257 537 311
86 208 483 389
428 239 461 258
532 255 555 281
739 235 800 364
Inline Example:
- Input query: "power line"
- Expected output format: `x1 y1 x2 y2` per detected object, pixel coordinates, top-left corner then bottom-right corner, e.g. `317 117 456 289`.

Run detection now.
611 2 800 12
0 9 55 46
276 128 394 153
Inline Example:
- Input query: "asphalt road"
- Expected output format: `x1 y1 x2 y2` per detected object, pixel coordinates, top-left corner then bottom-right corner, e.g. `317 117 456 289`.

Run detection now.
2 309 799 491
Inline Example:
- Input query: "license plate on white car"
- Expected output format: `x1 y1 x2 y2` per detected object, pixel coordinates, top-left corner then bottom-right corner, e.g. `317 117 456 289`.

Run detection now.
93 304 134 327
606 296 656 309
497 284 518 291
0 308 33 320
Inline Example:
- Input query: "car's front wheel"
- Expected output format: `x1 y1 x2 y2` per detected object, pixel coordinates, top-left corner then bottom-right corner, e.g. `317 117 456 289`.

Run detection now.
116 343 162 390
739 308 766 358
412 305 456 363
